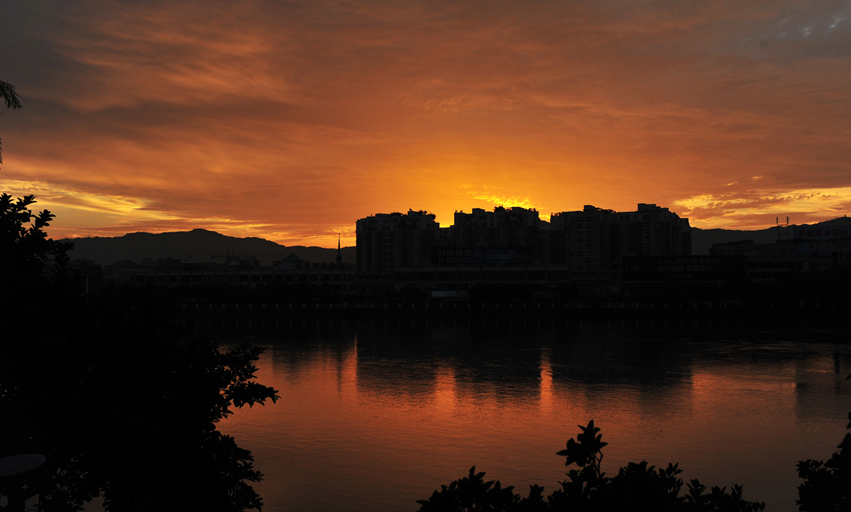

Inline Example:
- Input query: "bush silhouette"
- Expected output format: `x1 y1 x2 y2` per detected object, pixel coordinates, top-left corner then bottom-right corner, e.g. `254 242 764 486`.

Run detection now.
0 194 279 511
796 375 851 511
418 420 765 512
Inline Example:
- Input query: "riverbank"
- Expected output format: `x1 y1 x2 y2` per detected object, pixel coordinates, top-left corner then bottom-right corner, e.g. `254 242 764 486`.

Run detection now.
173 299 851 338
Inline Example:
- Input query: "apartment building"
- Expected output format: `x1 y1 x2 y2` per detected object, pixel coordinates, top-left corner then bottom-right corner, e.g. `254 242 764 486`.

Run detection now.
355 204 692 296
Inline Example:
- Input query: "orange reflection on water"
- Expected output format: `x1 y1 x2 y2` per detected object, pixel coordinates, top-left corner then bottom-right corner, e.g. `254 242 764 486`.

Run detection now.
539 348 553 414
219 336 851 512
432 364 457 414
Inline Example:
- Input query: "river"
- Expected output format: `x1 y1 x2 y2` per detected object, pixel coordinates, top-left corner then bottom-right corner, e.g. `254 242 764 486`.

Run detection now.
219 316 851 511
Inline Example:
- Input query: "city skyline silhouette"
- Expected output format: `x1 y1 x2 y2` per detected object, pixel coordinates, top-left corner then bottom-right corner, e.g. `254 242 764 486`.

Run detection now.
3 2 851 511
2 1 850 247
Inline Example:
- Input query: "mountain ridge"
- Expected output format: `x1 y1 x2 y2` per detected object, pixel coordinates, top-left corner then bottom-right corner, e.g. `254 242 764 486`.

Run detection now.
691 216 851 255
61 228 354 266
61 217 851 265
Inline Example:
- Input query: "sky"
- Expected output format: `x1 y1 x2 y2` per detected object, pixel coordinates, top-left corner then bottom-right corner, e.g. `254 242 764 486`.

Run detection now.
1 0 850 248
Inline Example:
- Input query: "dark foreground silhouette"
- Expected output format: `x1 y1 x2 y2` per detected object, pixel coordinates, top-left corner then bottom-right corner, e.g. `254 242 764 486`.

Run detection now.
796 397 851 512
0 194 278 511
418 413 851 512
1 76 849 509
417 420 765 512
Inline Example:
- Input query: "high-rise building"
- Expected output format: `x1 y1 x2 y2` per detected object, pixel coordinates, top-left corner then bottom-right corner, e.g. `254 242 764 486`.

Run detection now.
443 206 545 264
355 203 690 296
614 203 692 257
548 203 691 281
549 205 617 280
355 210 438 275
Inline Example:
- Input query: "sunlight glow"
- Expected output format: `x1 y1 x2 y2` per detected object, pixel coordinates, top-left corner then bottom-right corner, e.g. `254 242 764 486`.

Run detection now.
461 185 544 214
0 179 172 223
4 0 850 246
675 187 851 229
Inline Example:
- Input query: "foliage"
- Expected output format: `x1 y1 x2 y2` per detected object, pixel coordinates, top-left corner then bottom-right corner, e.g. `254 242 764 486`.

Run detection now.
0 80 21 109
416 466 544 512
796 374 851 512
0 79 22 165
0 193 72 286
0 194 280 512
417 420 766 512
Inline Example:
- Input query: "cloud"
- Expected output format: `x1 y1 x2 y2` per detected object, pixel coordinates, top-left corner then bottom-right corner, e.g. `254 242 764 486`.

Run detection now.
1 0 850 245
674 186 851 229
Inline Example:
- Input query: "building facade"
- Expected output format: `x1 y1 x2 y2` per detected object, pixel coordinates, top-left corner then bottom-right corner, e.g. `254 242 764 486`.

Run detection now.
549 203 691 281
355 204 692 296
355 210 439 292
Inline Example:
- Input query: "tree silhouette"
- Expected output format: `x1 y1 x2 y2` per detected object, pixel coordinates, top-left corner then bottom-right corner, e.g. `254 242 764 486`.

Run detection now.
796 375 851 511
0 192 280 511
0 193 72 289
418 420 766 512
0 79 22 166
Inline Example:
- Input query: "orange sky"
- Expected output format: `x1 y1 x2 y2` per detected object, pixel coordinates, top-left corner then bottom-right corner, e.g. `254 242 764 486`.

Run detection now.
2 0 850 248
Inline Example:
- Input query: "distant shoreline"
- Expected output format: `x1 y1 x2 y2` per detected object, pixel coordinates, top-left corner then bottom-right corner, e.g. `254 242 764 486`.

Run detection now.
173 300 851 337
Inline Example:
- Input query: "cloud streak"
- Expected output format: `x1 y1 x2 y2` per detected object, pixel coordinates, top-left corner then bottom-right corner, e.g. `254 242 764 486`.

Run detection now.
1 0 850 245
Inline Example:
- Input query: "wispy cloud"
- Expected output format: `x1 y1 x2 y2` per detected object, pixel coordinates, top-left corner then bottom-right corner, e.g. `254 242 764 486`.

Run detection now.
675 186 851 229
1 0 850 245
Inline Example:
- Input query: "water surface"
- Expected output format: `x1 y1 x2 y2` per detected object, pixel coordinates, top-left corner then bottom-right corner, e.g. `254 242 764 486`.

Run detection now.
220 318 851 511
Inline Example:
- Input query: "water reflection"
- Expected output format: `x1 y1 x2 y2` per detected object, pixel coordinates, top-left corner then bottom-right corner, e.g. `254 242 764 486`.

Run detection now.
222 319 850 512
794 349 851 425
355 331 545 408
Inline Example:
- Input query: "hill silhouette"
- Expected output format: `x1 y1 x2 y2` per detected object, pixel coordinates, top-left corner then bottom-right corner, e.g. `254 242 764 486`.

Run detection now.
691 216 851 255
61 229 354 266
691 226 782 255
61 218 851 265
